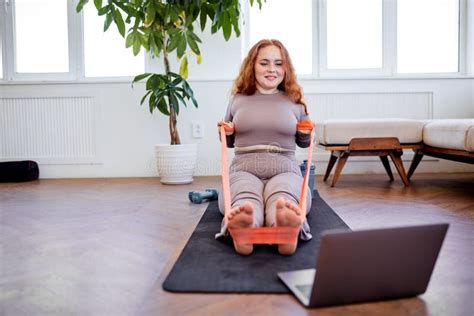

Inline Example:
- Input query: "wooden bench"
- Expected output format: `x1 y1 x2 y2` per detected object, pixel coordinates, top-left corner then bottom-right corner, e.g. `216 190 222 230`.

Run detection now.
319 138 423 187
316 119 426 187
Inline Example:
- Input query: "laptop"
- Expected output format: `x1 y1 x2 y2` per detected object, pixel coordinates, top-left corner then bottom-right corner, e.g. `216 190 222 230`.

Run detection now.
278 223 449 307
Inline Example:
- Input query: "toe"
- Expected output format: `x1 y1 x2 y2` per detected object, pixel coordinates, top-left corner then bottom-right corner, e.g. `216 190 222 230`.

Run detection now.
276 199 285 210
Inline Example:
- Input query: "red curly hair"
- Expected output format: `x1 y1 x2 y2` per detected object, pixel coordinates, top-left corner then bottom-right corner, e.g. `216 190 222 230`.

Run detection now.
232 39 308 114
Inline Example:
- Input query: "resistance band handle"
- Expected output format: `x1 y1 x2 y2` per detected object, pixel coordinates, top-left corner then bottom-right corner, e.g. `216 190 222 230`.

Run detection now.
297 125 316 222
296 120 315 131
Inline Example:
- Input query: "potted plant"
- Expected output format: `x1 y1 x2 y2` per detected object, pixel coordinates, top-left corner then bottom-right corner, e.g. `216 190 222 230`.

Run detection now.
76 0 264 184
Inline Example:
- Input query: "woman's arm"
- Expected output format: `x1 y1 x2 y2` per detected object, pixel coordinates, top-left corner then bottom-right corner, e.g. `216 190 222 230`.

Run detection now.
218 98 236 147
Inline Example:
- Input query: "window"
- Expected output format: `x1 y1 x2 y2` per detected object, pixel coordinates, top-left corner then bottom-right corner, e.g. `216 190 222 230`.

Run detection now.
83 4 144 77
326 0 383 69
397 0 460 73
319 0 389 76
1 0 144 81
0 0 469 82
247 0 467 78
14 0 69 73
248 0 313 75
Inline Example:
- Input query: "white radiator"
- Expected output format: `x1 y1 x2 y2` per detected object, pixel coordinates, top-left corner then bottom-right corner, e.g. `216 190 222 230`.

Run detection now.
0 96 99 164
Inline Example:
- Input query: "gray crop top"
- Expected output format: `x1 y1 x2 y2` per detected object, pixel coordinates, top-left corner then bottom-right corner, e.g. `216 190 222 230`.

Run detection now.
223 91 311 152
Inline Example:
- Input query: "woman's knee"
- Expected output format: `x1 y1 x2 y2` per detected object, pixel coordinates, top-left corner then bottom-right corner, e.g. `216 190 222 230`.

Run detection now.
263 172 303 201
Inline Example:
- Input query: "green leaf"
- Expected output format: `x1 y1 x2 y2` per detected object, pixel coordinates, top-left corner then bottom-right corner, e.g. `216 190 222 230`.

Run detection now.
183 80 198 108
229 9 240 37
210 21 218 34
188 32 202 43
175 87 186 96
114 10 126 37
186 31 201 55
76 0 89 13
199 4 207 32
190 95 198 108
149 93 156 114
177 34 187 58
167 33 180 52
175 91 187 107
98 6 109 16
154 89 167 101
157 97 170 116
104 13 113 32
140 90 152 105
94 0 102 10
151 32 163 56
169 6 180 24
139 33 149 51
149 33 157 56
133 35 141 55
179 56 188 79
125 32 135 48
132 73 152 85
144 1 156 27
221 11 231 41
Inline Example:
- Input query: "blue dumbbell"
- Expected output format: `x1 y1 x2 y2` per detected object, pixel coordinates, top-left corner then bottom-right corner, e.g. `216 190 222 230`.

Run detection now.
188 188 219 204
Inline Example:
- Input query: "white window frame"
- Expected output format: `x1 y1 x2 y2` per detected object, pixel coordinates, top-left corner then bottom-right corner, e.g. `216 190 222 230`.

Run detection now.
3 0 80 81
0 0 5 79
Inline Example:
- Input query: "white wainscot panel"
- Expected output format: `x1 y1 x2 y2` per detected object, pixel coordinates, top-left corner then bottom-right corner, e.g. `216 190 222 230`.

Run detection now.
306 92 433 121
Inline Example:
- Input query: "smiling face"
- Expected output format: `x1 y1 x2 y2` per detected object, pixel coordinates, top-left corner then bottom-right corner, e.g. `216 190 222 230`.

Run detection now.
254 45 285 94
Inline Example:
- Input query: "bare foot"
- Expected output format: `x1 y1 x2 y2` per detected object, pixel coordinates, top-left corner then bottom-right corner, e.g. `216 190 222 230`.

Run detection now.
275 197 303 255
228 202 254 255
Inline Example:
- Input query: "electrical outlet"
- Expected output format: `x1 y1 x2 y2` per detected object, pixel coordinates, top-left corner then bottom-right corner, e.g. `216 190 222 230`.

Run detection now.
192 122 205 138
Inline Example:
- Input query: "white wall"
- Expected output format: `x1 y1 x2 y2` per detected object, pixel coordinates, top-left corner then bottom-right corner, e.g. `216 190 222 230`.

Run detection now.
1 25 473 179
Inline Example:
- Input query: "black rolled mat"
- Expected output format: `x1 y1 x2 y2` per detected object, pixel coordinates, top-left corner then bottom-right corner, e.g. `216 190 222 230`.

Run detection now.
163 191 350 293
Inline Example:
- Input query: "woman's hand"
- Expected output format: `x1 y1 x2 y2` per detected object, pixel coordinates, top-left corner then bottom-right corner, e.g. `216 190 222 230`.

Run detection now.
217 120 235 136
296 120 315 134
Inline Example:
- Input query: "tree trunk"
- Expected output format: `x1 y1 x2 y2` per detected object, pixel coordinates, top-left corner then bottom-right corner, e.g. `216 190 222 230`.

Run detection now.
163 31 180 145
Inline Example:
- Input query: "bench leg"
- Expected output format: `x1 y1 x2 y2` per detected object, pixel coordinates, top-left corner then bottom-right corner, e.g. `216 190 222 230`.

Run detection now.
331 152 349 187
379 155 394 181
389 150 410 187
324 152 338 181
407 150 424 180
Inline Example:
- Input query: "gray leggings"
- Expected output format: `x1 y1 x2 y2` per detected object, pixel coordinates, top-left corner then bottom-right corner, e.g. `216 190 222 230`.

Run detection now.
216 152 312 241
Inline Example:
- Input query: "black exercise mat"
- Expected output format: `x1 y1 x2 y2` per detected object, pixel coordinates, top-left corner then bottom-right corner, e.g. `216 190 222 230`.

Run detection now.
163 191 350 293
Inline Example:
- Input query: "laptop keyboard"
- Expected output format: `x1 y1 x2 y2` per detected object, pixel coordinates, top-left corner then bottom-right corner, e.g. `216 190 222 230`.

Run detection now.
295 284 312 299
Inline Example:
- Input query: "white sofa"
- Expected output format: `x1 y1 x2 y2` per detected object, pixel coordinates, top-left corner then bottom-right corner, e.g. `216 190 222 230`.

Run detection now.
316 118 474 186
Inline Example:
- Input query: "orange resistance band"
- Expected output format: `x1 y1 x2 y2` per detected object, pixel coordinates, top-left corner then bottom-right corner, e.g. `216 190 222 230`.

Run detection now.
220 120 315 245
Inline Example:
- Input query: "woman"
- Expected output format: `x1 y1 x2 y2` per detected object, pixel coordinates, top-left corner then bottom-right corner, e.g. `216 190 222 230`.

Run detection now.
217 39 314 256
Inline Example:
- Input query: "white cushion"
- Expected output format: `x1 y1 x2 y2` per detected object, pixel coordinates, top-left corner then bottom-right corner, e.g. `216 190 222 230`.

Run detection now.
423 119 474 152
316 119 425 145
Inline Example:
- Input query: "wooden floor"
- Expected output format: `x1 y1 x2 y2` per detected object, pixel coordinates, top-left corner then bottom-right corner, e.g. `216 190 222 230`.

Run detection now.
1 173 473 316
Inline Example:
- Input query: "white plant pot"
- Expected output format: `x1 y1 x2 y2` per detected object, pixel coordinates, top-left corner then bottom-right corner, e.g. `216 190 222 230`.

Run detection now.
155 144 198 184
